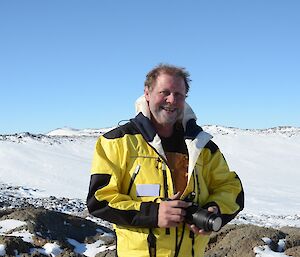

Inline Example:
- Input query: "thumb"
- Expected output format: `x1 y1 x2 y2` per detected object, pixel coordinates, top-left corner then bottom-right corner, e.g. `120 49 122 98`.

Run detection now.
207 206 219 214
168 191 181 200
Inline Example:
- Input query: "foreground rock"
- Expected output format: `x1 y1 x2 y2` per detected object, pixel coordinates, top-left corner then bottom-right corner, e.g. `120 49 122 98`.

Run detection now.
0 207 300 256
0 208 115 256
206 224 300 257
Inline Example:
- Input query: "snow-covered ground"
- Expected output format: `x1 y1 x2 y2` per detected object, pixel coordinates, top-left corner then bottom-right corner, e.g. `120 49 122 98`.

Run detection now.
0 125 299 257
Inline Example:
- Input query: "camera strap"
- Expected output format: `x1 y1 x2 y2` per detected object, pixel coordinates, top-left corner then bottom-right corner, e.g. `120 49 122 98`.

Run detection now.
189 231 195 257
147 228 157 257
174 223 185 257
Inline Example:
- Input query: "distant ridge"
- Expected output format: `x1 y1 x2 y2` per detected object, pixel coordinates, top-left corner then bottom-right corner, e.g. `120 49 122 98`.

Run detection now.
1 125 299 138
46 127 112 137
203 125 300 137
47 125 300 137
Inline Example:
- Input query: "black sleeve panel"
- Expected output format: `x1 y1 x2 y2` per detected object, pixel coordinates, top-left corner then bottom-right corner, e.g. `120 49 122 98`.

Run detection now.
87 198 159 228
87 174 111 201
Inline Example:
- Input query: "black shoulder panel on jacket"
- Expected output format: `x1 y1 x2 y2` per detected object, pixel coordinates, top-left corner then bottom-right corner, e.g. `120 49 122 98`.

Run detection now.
130 112 157 142
103 122 139 139
204 140 219 154
185 119 203 139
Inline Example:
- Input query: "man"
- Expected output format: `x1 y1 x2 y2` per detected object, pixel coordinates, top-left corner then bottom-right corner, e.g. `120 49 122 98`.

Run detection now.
87 64 244 257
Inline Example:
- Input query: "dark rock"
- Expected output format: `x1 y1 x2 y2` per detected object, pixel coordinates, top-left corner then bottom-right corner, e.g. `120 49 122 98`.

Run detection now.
0 207 115 256
285 246 300 257
0 236 35 256
205 224 300 257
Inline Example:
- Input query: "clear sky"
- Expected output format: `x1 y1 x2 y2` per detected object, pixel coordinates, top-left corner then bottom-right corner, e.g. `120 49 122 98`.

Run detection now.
1 0 299 134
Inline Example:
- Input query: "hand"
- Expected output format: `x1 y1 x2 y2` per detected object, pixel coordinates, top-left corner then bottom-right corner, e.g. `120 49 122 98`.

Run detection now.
158 192 192 228
187 206 219 236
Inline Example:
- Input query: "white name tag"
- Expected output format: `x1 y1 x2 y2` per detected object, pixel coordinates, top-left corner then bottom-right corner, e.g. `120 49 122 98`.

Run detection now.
136 184 160 197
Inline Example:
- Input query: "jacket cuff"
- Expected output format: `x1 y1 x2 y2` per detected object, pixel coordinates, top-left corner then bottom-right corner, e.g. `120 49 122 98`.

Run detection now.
140 202 159 227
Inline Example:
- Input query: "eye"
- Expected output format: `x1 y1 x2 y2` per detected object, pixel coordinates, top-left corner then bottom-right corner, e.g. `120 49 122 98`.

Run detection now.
174 92 185 100
159 90 170 97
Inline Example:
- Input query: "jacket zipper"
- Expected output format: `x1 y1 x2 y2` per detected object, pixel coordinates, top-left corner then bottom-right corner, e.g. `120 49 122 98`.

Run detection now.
195 167 201 203
127 164 141 195
161 162 169 199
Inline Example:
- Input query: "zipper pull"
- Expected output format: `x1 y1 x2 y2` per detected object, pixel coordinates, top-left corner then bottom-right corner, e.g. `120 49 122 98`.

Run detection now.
156 158 161 169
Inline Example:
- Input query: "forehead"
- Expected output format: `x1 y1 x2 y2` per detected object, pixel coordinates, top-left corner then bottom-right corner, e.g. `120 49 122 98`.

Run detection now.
154 73 185 91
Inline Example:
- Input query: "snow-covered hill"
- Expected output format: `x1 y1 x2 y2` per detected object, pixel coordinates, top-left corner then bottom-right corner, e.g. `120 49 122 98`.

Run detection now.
0 125 300 227
46 127 113 137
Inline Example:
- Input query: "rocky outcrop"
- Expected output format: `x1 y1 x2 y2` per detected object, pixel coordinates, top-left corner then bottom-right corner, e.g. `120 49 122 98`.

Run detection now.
205 224 300 257
0 208 115 256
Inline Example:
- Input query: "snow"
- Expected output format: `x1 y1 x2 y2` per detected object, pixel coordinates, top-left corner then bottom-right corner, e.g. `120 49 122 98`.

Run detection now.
0 245 6 256
254 238 289 256
7 230 34 243
202 126 300 217
0 125 300 257
0 136 96 199
0 219 27 233
29 242 63 257
43 242 63 256
67 238 116 257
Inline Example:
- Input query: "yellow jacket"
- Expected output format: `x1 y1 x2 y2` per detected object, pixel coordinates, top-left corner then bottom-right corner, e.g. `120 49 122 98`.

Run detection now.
87 98 244 257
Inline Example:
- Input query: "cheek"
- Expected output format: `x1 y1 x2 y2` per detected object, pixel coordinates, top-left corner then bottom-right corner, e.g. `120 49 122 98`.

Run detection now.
153 96 165 106
177 102 185 109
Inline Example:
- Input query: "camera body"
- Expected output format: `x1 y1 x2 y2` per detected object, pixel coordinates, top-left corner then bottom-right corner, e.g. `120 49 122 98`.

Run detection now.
185 202 222 232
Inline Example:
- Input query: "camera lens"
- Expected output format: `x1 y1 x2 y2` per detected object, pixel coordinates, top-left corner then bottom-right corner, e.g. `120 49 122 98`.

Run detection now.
186 205 222 232
208 214 222 232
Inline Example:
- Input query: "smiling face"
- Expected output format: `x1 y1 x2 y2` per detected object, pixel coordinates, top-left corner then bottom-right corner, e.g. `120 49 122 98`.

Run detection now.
145 73 186 137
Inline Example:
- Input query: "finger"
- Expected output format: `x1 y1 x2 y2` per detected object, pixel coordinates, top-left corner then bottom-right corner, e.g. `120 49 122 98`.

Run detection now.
168 206 186 216
189 224 200 234
160 212 185 227
161 202 187 217
159 202 186 218
207 206 218 214
169 200 192 209
188 224 211 236
198 229 211 236
169 214 185 223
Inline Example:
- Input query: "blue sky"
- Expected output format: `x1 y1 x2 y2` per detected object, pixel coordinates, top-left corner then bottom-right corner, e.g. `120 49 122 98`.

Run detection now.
1 1 299 134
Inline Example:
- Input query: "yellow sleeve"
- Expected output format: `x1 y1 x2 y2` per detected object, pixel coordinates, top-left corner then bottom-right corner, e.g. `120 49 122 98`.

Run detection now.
203 148 244 225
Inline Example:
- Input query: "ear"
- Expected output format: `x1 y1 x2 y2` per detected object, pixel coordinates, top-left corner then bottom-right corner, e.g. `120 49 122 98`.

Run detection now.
144 87 150 101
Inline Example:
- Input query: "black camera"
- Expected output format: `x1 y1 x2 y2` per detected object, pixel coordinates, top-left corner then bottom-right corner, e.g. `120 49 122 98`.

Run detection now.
185 203 222 232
